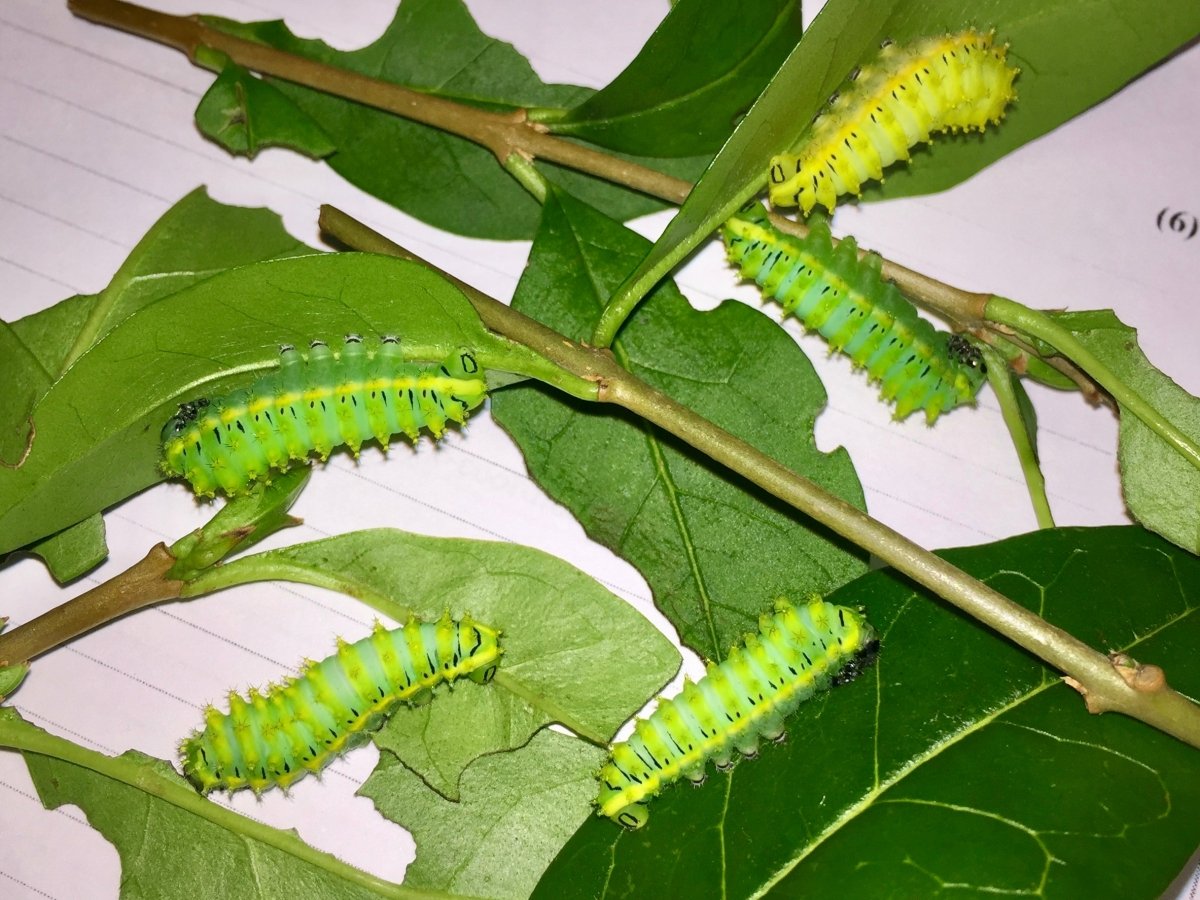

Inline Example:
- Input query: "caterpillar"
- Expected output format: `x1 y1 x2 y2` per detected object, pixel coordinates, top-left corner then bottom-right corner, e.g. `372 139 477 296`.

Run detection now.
769 29 1019 214
180 612 502 795
160 334 488 497
595 596 877 829
722 203 986 423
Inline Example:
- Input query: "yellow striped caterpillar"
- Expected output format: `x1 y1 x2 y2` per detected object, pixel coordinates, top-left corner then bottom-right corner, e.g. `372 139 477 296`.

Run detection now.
769 29 1019 214
160 335 488 497
180 613 502 794
595 596 876 829
722 203 986 423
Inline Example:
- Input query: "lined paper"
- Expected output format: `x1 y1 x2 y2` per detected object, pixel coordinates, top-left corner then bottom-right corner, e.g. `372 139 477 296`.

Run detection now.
1 1 1198 897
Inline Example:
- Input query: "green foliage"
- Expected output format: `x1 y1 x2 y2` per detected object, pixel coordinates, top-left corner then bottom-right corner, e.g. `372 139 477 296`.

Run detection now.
24 515 108 584
194 528 680 793
535 526 1200 899
9 187 314 377
0 188 314 577
492 189 867 659
0 254 491 558
532 0 802 156
1052 310 1200 553
194 54 337 158
197 1 707 239
6 3 1200 898
363 730 603 900
13 725 397 900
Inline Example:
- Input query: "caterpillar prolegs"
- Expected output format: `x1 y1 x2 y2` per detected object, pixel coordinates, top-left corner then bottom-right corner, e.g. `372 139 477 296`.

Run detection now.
180 612 502 794
161 335 488 496
595 596 877 829
722 203 986 423
769 29 1019 214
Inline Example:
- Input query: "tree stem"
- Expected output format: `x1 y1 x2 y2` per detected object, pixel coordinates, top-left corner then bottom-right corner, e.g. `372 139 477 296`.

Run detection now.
69 0 691 205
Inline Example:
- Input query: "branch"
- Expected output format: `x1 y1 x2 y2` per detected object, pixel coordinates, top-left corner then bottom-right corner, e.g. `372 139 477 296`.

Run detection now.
986 296 1200 474
322 208 1200 750
0 544 182 665
69 0 691 206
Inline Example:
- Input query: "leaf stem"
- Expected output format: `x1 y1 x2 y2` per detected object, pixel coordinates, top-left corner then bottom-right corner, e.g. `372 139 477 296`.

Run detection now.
325 210 1200 749
982 346 1055 529
0 711 473 900
502 152 549 204
986 295 1200 474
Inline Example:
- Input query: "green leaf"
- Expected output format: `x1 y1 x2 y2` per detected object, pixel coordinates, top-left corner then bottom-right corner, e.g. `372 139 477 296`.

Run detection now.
491 189 866 660
3 712 413 900
0 319 51 467
0 254 491 557
9 187 313 378
0 189 312 578
194 55 337 159
363 729 604 900
193 528 680 795
601 0 1200 343
198 2 700 240
24 515 108 584
1050 309 1200 553
534 0 802 156
167 467 310 580
535 526 1200 899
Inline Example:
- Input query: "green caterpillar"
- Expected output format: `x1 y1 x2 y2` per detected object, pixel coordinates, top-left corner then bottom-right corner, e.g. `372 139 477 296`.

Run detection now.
769 28 1019 214
722 203 986 423
180 612 502 794
161 335 488 496
596 596 877 829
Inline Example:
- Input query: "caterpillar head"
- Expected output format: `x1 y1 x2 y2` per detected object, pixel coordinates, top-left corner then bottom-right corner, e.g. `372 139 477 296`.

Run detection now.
161 397 209 443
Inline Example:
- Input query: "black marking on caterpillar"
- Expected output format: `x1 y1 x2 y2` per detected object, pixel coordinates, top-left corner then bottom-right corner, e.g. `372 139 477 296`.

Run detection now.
769 29 1019 214
161 335 488 496
180 612 502 794
595 596 876 829
722 202 986 423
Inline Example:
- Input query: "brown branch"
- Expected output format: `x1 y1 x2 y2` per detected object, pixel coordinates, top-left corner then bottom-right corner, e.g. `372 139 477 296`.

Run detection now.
69 0 691 205
0 543 182 664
